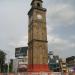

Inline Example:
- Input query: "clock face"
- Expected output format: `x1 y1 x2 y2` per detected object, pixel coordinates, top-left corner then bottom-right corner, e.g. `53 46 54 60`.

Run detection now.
37 14 42 19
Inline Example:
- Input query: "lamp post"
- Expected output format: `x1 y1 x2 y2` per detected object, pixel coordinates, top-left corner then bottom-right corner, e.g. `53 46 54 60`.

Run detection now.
0 64 1 72
8 62 9 75
0 61 1 72
7 55 10 75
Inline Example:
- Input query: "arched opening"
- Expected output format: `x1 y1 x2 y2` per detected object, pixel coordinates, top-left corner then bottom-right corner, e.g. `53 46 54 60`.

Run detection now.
37 3 41 7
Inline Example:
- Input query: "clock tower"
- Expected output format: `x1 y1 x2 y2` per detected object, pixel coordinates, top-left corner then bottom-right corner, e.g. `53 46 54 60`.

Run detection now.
28 0 49 73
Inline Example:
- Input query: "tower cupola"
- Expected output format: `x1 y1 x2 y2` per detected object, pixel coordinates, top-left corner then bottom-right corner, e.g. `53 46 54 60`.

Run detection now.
31 0 43 8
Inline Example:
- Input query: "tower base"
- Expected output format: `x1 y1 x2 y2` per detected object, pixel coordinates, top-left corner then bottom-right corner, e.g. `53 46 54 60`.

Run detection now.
28 64 50 75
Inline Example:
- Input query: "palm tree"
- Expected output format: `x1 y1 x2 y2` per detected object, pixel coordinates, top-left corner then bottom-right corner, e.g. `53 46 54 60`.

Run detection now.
0 49 6 72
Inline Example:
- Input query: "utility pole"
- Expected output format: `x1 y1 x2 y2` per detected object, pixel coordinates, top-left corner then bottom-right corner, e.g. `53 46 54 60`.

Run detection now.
0 64 1 72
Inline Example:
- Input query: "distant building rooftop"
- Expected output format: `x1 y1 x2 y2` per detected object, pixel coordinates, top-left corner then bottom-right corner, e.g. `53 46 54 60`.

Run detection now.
66 56 75 61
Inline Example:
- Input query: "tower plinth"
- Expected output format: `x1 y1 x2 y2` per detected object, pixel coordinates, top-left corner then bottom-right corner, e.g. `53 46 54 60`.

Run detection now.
28 0 50 74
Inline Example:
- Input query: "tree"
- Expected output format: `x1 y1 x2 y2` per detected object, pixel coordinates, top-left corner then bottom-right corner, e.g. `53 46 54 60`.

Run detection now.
0 49 6 72
9 59 13 72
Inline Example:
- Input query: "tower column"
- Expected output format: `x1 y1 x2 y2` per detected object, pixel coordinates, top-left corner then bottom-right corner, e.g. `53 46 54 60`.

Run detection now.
28 0 50 74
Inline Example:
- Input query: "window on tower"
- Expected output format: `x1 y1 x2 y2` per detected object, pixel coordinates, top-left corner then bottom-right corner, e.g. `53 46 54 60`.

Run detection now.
37 3 41 7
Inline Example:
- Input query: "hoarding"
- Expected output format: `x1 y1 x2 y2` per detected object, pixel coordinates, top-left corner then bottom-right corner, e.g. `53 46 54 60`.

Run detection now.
15 47 28 57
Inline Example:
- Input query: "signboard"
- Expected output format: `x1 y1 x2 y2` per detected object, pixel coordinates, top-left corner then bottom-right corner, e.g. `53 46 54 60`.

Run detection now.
15 47 28 57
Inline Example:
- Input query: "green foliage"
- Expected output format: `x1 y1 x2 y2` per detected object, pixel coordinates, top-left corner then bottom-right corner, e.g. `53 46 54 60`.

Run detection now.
3 64 8 73
0 49 6 62
0 49 6 72
9 63 13 72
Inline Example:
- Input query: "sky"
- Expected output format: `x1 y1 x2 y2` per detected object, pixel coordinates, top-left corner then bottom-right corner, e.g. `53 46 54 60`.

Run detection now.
0 0 75 62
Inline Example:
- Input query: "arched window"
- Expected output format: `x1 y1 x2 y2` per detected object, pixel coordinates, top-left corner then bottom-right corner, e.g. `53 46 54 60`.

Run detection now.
37 3 40 7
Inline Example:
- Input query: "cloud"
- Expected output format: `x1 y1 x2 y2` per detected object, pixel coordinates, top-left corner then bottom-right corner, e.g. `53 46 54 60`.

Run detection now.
47 35 68 49
0 0 75 60
8 35 28 47
46 0 75 58
0 0 30 60
47 34 75 58
47 3 75 27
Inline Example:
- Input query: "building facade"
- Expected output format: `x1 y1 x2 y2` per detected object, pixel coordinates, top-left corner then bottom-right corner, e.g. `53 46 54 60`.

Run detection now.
66 56 75 72
48 51 61 72
60 60 68 73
